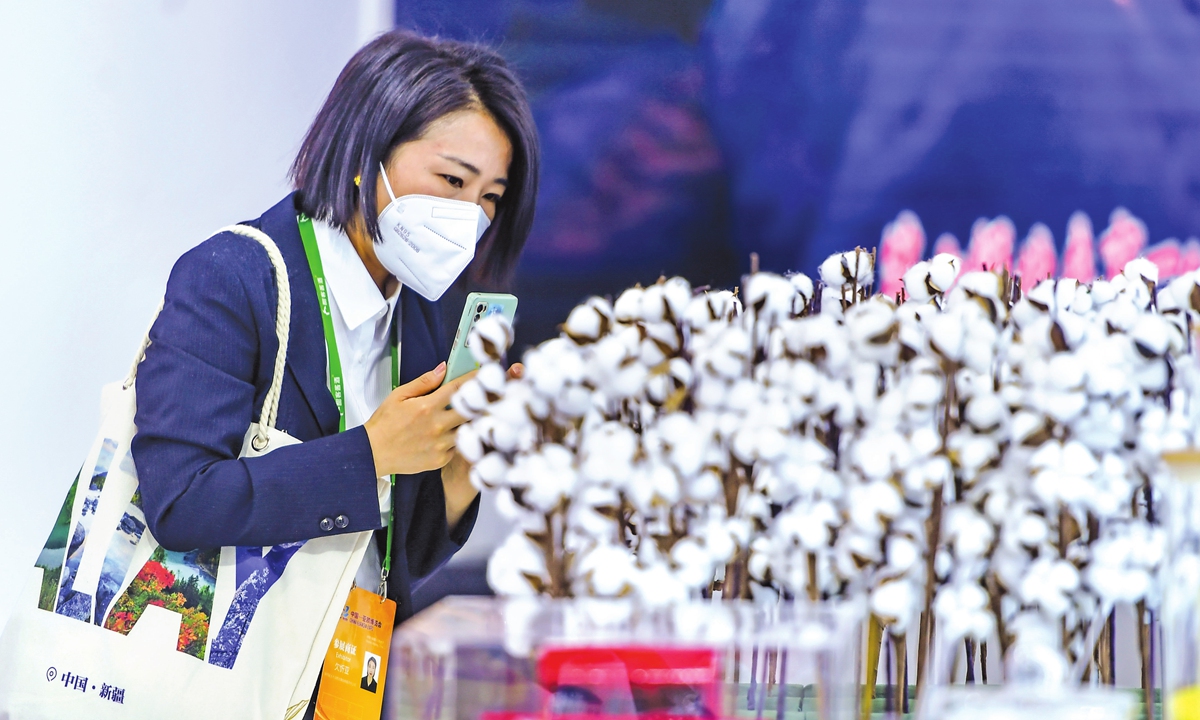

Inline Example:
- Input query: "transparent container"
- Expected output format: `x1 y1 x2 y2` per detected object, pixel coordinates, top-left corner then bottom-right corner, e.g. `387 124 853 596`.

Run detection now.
386 597 864 720
1162 451 1200 720
919 686 1137 720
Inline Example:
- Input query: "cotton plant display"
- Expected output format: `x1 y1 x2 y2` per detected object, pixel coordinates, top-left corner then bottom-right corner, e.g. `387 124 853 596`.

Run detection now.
453 213 1200 711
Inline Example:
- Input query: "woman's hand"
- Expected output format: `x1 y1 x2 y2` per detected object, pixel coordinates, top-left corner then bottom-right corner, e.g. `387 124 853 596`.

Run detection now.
363 362 474 477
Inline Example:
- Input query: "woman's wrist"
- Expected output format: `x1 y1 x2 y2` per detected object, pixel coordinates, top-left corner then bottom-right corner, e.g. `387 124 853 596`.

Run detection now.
441 453 478 528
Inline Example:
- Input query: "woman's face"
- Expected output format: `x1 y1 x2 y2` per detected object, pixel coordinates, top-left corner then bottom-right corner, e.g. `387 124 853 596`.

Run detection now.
375 108 513 223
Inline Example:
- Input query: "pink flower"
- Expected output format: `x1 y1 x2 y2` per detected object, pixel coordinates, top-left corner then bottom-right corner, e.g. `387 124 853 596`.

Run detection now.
1144 239 1183 280
877 210 926 296
963 217 1015 274
1098 207 1147 279
1061 211 1096 282
1015 223 1057 284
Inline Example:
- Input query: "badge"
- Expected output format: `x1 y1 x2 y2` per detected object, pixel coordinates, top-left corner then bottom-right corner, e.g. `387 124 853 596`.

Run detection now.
314 586 396 719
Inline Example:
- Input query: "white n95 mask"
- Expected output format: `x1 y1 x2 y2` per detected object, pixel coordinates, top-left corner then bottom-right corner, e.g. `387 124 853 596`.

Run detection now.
374 162 491 301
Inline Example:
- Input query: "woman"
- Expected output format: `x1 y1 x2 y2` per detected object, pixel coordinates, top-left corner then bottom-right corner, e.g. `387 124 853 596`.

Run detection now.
132 29 538 633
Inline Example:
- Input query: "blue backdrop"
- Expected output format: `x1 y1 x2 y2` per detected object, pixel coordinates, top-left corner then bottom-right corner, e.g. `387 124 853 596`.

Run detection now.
396 0 1200 346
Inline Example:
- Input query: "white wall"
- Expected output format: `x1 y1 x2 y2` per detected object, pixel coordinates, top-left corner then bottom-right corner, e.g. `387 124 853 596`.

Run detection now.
0 0 394 633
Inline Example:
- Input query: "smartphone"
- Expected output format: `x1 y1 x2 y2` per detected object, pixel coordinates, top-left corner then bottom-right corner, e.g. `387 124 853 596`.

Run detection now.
442 292 518 385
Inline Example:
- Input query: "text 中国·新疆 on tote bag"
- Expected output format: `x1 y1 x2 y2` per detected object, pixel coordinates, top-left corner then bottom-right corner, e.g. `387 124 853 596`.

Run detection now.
0 226 371 720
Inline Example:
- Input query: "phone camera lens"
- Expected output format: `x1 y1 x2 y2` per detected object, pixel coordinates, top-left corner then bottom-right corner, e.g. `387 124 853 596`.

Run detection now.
476 303 486 312
474 313 481 321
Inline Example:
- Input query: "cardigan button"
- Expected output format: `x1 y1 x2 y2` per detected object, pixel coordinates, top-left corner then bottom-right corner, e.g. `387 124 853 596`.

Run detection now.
319 517 334 532
334 514 349 529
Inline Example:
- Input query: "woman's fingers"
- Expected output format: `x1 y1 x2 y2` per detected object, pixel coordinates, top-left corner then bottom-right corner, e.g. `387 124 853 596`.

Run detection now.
507 362 524 379
393 361 447 400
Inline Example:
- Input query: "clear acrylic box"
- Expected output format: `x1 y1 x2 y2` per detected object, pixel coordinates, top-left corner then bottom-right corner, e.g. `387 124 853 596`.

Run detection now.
385 597 864 720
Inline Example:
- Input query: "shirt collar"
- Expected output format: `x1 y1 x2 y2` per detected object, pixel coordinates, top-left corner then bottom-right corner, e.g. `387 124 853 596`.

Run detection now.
312 219 401 332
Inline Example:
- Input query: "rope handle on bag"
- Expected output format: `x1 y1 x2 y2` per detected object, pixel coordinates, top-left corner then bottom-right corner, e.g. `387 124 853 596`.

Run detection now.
123 224 292 450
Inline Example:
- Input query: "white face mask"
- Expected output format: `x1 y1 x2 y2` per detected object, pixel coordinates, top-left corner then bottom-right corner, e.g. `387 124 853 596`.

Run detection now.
374 163 491 301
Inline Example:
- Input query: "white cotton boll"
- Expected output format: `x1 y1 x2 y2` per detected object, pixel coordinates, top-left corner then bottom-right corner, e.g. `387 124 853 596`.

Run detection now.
926 312 965 362
935 582 995 641
1014 513 1049 547
1046 353 1085 392
580 422 639 486
887 536 920 574
849 481 903 533
819 254 850 287
1018 557 1080 618
556 385 592 419
1070 283 1094 314
689 469 723 503
576 543 636 597
452 378 490 420
1123 257 1159 287
661 277 692 320
614 286 645 322
790 273 815 307
945 506 994 559
965 394 1005 433
639 284 671 323
564 298 613 344
471 451 511 489
928 253 961 292
469 314 515 364
1132 315 1171 358
476 361 508 395
1053 279 1079 314
871 580 917 630
902 261 934 302
639 337 668 367
1090 279 1117 305
456 423 485 464
487 532 549 596
671 539 715 588
511 444 578 512
958 271 1002 302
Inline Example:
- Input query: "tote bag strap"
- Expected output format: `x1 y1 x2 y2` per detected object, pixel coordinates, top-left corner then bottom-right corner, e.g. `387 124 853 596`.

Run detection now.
124 224 292 444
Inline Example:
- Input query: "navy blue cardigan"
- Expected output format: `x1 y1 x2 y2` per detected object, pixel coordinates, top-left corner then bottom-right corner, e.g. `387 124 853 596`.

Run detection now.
132 193 477 619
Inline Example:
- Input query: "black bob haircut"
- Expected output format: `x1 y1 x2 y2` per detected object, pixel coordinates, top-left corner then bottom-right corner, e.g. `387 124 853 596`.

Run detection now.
291 30 539 284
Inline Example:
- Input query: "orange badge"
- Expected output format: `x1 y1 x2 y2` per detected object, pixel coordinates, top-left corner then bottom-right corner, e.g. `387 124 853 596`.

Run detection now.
314 586 396 720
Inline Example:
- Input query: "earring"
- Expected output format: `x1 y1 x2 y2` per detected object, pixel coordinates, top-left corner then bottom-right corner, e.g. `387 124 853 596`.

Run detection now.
354 175 361 187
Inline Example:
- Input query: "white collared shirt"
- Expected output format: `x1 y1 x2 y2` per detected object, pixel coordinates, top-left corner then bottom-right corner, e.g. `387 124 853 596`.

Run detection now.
311 219 400 588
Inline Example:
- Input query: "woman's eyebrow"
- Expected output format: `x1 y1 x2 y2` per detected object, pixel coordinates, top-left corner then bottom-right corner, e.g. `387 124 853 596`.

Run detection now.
440 154 508 187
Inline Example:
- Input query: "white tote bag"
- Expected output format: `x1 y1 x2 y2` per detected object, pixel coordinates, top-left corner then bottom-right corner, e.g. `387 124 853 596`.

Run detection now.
0 225 371 720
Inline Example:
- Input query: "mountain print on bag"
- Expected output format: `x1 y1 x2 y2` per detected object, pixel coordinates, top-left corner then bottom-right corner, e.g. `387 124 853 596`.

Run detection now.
33 473 79 611
104 545 220 660
55 439 118 621
208 542 305 669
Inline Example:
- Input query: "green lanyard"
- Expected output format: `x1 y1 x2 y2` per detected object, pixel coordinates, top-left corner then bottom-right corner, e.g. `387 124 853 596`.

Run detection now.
297 215 399 599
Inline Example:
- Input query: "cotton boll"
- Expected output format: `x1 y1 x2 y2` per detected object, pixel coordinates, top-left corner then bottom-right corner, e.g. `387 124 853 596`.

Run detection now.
564 298 613 344
819 253 851 288
613 286 645 323
1132 315 1171 358
944 506 994 560
452 377 490 420
902 261 934 302
935 581 995 641
487 532 549 596
886 536 921 575
1091 280 1118 306
671 539 716 588
456 423 485 464
1018 557 1080 618
580 422 639 486
575 543 636 597
661 277 692 321
470 314 515 364
511 444 578 512
471 451 511 489
689 469 724 503
965 394 1006 433
928 253 961 292
871 579 918 631
926 312 965 362
789 273 815 309
1123 257 1159 288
